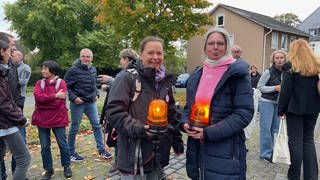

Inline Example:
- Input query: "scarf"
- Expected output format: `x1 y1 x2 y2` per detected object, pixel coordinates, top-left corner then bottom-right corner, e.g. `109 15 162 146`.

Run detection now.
155 64 166 83
204 54 232 67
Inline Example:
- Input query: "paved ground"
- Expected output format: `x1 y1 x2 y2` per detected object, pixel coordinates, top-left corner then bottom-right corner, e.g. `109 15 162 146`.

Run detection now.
3 94 320 179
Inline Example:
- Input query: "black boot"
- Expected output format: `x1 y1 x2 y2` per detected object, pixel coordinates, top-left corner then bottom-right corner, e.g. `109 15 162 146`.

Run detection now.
41 169 54 180
64 166 72 178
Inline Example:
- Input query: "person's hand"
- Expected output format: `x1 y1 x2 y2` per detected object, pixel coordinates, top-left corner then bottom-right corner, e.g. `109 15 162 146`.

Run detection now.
144 125 156 139
94 96 99 102
100 75 111 82
184 123 204 140
55 89 66 99
183 123 197 134
274 85 281 92
74 97 84 105
22 118 30 127
101 84 108 91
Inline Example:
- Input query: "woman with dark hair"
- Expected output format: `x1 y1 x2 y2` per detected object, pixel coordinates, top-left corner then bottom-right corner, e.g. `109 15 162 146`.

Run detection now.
278 39 320 180
181 27 254 179
0 40 30 180
31 60 72 179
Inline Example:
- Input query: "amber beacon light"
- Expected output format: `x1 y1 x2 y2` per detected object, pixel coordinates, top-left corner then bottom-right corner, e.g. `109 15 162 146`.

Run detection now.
190 103 210 127
146 99 168 133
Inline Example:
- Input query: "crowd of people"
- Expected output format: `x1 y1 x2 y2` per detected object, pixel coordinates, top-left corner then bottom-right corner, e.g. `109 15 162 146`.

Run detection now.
0 27 320 180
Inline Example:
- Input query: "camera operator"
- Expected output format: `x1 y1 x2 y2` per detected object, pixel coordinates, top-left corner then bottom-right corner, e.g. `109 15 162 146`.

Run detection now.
100 49 140 174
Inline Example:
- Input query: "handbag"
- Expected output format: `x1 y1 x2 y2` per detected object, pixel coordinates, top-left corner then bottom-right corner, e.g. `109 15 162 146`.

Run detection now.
272 116 291 165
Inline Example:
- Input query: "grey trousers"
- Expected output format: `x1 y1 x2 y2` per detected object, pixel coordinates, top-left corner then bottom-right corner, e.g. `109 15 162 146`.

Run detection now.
0 131 30 180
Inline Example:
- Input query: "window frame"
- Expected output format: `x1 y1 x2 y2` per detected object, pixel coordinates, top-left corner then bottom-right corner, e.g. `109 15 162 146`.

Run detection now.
281 34 288 50
271 32 279 49
216 13 225 27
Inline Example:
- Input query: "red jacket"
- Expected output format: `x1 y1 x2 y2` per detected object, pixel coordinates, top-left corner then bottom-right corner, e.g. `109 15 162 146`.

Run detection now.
32 78 69 128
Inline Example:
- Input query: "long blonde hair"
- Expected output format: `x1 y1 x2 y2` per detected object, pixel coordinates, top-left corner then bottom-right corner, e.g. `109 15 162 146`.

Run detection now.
287 39 320 76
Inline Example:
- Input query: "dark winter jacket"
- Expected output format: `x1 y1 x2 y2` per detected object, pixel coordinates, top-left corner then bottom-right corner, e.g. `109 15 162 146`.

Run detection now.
64 60 99 103
181 59 254 180
278 62 320 116
8 59 23 107
0 65 26 129
106 60 184 174
250 72 261 88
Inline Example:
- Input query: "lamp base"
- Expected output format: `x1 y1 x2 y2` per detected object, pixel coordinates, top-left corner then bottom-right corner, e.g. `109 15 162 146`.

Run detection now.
147 125 167 134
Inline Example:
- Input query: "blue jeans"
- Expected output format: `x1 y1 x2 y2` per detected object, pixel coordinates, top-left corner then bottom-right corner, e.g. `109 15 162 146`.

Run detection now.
1 127 26 179
259 101 280 158
38 127 70 170
68 102 104 155
0 131 30 180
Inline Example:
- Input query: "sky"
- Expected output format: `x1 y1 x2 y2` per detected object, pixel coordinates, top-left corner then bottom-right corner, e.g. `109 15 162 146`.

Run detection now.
0 0 320 33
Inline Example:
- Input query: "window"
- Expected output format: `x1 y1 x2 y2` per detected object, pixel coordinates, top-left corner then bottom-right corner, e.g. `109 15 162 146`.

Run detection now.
281 34 288 50
289 36 296 42
309 28 320 36
271 32 279 49
216 14 225 27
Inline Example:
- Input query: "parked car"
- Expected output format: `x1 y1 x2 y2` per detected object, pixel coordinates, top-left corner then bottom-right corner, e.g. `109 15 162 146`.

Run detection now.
174 73 189 88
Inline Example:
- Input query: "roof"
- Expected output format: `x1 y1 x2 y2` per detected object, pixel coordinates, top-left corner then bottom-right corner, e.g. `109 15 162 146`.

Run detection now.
209 4 309 37
297 7 320 33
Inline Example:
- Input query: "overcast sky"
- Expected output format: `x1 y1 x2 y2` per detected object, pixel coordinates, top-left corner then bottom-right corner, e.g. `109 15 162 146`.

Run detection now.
1 0 319 33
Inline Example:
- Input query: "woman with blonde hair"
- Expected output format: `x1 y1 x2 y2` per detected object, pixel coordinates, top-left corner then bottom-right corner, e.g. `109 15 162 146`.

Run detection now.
278 38 320 180
257 49 287 162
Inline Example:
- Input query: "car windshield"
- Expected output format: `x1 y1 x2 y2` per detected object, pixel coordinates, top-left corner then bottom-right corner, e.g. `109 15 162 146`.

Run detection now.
178 74 189 79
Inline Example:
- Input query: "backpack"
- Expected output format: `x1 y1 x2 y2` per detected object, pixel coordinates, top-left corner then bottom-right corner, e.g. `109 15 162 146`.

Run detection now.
40 78 62 91
102 68 141 147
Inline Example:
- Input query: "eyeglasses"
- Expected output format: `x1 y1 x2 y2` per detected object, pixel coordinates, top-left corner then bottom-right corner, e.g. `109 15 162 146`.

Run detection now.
207 41 225 47
81 55 91 58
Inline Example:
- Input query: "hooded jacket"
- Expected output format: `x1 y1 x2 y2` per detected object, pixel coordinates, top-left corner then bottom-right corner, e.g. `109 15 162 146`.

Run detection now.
106 60 184 174
0 65 26 129
181 59 254 179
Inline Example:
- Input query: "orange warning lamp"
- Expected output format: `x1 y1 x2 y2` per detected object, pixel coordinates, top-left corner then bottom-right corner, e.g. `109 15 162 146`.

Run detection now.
190 103 210 127
146 99 168 133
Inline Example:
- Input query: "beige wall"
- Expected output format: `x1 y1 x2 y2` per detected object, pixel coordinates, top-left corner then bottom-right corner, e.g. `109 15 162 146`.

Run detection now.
216 8 265 72
187 7 265 73
186 6 308 74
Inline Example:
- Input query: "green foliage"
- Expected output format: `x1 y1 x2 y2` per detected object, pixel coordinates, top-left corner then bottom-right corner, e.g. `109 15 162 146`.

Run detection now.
4 0 98 67
273 13 301 27
88 0 213 73
77 27 124 69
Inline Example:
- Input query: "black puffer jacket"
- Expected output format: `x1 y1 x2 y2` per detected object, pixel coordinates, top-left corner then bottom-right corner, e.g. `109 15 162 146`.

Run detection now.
64 60 99 103
0 65 26 129
106 60 184 174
